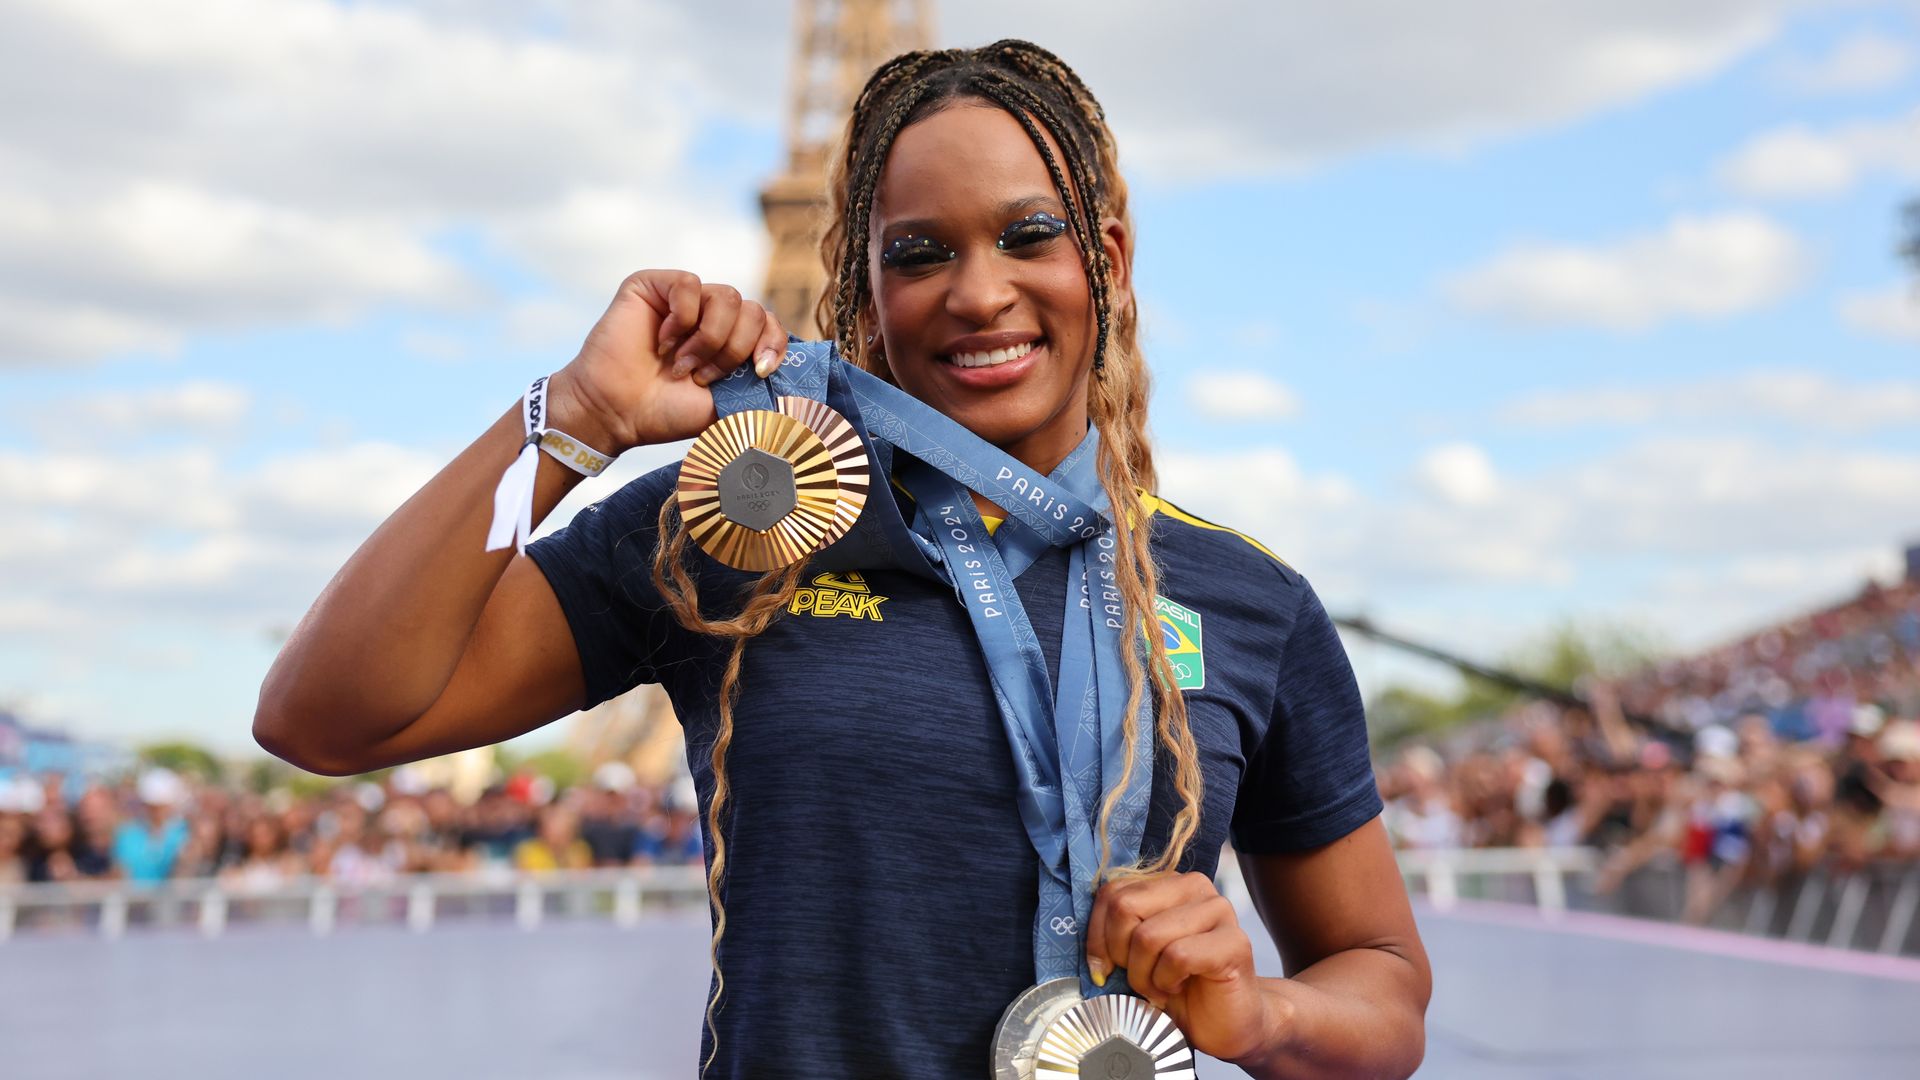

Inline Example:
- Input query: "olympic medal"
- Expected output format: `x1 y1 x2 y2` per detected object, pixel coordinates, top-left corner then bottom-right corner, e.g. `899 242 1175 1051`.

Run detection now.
677 409 842 571
775 395 869 548
992 979 1084 1080
1034 992 1195 1079
992 979 1196 1079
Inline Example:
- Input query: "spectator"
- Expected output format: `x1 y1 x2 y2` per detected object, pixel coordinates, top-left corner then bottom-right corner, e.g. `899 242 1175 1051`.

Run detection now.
322 804 405 888
112 769 190 887
514 803 593 874
218 817 302 895
580 764 644 869
1 810 30 886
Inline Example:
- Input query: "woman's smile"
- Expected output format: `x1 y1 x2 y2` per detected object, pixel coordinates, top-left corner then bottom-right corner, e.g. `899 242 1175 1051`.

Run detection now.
933 332 1047 389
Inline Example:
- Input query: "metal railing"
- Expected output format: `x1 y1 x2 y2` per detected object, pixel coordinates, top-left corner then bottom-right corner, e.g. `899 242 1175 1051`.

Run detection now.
9 850 1920 958
1393 846 1920 957
1396 845 1601 917
0 866 710 941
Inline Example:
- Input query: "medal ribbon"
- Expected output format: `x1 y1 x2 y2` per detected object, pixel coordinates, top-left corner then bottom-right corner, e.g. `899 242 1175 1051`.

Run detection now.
711 342 1154 995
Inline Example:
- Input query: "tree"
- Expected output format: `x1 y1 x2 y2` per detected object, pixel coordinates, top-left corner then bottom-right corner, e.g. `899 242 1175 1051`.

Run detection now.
1365 619 1662 749
504 746 588 791
137 740 226 782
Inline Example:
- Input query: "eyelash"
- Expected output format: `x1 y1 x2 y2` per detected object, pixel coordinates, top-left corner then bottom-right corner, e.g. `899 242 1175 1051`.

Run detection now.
996 211 1069 250
879 211 1070 269
880 235 953 269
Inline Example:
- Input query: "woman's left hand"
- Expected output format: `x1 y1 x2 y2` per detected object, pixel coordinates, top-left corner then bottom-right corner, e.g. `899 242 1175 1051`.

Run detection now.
1085 870 1280 1063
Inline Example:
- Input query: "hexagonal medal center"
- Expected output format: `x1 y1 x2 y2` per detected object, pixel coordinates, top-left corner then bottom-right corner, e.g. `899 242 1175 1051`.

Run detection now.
716 447 797 532
1087 1035 1152 1079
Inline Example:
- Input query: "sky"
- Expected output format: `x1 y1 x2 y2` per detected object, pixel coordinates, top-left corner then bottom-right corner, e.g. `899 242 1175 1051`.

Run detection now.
2 0 1917 755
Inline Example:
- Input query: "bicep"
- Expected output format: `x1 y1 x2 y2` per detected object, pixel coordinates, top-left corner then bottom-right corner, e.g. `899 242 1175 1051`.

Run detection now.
356 556 588 771
1238 816 1423 977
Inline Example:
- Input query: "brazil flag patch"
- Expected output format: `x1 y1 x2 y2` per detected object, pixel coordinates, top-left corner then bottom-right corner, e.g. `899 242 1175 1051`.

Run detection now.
1153 595 1205 690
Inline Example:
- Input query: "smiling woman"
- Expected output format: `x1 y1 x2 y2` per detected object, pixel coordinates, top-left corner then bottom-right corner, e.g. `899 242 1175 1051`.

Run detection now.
253 38 1428 1080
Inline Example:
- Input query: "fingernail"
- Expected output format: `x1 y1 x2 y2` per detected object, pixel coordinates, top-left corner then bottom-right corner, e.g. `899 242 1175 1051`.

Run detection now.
753 348 779 379
672 355 696 377
693 364 723 386
1088 956 1110 987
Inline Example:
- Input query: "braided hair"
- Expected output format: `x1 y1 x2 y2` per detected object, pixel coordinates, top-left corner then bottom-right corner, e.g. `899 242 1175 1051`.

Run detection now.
649 40 1204 1074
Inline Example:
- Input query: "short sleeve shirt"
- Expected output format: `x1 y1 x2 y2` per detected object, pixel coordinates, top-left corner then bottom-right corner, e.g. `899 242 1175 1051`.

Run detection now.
527 464 1380 1078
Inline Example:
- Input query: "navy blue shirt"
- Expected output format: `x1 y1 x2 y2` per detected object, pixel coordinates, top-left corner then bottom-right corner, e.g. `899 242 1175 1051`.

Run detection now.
528 464 1380 1078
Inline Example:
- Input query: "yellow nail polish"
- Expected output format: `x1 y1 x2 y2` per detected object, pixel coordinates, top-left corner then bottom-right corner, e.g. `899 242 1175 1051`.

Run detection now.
1089 958 1109 987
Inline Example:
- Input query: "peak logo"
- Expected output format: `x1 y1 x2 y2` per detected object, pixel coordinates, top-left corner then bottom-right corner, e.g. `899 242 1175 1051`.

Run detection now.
1153 595 1205 690
788 571 889 621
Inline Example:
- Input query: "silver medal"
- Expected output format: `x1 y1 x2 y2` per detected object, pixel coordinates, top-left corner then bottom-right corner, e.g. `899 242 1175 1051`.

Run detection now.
992 979 1196 1079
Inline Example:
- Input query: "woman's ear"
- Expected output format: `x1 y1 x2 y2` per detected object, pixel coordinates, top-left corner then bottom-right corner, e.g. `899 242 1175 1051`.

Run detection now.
858 300 889 367
1099 215 1134 319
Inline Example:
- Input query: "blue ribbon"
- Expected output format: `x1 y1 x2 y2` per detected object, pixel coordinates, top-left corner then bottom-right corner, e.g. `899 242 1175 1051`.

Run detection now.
710 341 1153 995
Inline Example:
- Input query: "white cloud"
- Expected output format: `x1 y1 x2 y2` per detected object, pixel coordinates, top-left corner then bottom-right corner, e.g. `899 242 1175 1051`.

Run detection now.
1186 372 1300 421
1718 107 1920 198
1838 281 1920 342
491 186 767 300
47 380 251 443
0 183 479 367
0 0 1845 366
1415 443 1500 506
1501 369 1920 431
0 416 699 639
0 439 443 628
1777 30 1915 94
1157 435 1920 646
947 1 1817 180
0 0 752 367
1444 213 1806 330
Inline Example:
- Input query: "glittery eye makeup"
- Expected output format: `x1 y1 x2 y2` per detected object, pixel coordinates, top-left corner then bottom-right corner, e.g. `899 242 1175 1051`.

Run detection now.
996 211 1069 250
880 234 955 269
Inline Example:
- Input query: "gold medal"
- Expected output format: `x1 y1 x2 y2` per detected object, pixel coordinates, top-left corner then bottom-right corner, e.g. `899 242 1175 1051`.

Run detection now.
676 406 863 571
775 395 869 549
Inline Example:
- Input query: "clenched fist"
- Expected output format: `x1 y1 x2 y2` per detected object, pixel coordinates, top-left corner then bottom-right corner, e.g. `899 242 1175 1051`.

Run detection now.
546 270 790 454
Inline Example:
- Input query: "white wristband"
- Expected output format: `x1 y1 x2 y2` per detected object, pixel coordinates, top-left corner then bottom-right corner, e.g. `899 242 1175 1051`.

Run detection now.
537 429 615 477
485 374 618 554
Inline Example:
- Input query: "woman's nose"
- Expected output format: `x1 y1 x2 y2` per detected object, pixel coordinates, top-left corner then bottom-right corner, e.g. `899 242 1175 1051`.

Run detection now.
942 248 1017 326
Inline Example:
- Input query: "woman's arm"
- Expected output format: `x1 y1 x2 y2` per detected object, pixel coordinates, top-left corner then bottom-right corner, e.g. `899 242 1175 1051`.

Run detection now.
1234 817 1431 1079
253 270 786 775
1084 817 1428 1080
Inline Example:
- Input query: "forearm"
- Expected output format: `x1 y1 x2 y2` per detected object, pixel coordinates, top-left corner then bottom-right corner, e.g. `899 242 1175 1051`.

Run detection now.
253 390 599 768
1232 945 1428 1080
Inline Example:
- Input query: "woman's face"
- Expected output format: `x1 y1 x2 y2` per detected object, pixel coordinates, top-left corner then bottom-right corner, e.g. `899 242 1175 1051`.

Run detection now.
867 102 1129 470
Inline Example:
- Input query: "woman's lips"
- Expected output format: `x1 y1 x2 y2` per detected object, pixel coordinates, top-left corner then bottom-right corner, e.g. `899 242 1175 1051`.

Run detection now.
934 339 1045 390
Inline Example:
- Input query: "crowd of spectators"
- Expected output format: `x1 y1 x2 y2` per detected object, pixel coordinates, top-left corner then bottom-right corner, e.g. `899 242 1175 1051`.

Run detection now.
8 575 1917 935
1380 575 1920 925
0 761 704 893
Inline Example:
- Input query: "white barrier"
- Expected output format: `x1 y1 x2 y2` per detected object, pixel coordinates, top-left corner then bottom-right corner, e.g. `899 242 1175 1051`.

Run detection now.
1396 846 1602 918
0 865 709 941
9 851 1919 957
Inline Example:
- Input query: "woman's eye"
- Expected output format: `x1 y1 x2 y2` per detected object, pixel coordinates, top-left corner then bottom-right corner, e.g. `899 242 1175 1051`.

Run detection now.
880 235 955 269
996 211 1069 250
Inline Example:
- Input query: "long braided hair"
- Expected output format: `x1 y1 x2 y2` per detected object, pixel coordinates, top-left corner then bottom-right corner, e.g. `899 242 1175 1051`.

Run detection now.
648 40 1205 1073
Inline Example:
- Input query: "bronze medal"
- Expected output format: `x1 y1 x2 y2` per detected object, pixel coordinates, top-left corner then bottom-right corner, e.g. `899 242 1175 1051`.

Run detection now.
676 406 863 571
774 395 869 549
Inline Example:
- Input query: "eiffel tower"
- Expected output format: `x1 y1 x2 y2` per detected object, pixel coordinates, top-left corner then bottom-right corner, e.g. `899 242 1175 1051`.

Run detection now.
760 0 934 337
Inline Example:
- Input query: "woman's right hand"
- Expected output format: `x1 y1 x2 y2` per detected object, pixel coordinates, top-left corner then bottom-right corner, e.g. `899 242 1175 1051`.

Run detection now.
547 269 789 454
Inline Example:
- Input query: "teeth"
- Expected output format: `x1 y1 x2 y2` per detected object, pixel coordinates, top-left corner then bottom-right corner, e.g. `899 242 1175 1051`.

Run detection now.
947 341 1038 368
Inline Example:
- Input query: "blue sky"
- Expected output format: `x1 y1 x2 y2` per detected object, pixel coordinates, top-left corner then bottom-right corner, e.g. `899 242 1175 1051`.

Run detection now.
2 0 1916 753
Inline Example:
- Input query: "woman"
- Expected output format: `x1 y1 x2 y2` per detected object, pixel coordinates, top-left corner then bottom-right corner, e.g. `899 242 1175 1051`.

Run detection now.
256 40 1428 1078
